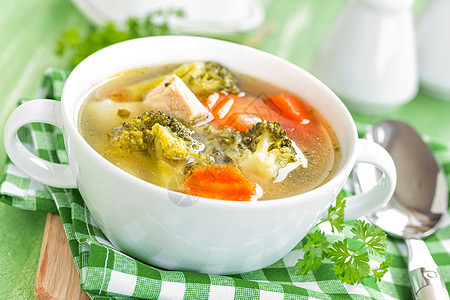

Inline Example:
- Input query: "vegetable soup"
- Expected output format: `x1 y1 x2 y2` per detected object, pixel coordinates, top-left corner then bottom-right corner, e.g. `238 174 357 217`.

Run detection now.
78 62 341 201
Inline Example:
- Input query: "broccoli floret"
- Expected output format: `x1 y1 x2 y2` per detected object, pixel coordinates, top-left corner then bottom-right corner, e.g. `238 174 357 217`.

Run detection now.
210 121 300 182
241 122 296 153
173 62 241 96
196 125 245 165
110 111 213 184
111 111 202 152
150 123 189 161
238 122 298 182
148 123 213 186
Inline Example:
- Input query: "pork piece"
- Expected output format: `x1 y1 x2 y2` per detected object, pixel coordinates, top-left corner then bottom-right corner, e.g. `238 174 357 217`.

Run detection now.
142 74 209 123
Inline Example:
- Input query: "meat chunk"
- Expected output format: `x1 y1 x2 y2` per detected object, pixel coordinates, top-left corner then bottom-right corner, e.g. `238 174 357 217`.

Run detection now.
142 74 209 123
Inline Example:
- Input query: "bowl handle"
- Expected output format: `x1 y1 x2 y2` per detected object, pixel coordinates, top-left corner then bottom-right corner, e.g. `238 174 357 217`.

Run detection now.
343 139 397 220
3 99 76 188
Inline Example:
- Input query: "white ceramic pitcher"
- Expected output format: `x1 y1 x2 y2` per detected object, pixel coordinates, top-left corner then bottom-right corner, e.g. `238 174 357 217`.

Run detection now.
312 0 418 115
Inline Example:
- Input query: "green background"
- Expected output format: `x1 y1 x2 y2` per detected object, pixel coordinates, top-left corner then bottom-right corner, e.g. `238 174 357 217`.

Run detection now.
0 0 448 298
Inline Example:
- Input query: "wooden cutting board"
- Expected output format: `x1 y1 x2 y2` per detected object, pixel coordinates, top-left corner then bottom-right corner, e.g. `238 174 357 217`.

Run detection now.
35 213 90 300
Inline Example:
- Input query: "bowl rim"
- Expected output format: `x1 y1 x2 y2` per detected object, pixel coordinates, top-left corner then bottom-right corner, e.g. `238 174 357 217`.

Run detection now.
61 35 358 208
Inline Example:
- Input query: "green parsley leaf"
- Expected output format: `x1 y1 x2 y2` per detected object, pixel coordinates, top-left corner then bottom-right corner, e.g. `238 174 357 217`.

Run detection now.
296 230 329 275
329 240 370 284
371 257 393 282
351 219 388 257
320 191 345 233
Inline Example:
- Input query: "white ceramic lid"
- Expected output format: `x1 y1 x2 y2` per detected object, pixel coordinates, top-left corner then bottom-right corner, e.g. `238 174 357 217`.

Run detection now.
71 0 265 34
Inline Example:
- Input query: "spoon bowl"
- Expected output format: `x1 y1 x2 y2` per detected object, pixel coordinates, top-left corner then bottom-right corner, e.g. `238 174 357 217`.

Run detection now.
354 119 449 299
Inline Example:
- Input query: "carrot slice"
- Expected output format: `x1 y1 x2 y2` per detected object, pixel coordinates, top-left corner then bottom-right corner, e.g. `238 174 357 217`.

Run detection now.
206 93 281 130
265 94 311 123
210 95 236 120
185 166 255 201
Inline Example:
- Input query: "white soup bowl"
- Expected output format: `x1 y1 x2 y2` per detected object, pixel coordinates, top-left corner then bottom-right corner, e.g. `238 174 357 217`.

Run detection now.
4 36 396 274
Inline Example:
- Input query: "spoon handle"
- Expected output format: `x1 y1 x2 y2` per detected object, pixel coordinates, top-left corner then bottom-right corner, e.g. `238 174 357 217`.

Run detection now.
405 238 449 299
416 285 450 300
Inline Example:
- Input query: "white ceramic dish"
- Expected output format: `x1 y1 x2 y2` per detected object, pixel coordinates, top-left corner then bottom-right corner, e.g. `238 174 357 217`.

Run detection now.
71 0 265 35
4 36 396 274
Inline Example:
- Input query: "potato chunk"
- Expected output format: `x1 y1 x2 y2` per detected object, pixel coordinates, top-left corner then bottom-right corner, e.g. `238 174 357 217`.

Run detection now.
142 74 209 123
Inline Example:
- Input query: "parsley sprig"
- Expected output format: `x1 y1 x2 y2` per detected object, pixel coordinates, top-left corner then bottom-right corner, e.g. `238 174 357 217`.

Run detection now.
296 193 392 284
56 9 184 66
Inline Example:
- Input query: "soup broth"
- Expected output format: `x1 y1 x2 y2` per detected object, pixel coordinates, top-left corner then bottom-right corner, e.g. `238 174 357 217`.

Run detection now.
78 62 341 200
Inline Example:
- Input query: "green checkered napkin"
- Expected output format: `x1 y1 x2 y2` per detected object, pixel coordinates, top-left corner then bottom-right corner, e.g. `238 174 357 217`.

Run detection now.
1 69 449 300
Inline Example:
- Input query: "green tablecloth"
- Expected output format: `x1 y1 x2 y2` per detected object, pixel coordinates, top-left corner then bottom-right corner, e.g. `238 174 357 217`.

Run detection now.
3 69 448 299
0 0 449 298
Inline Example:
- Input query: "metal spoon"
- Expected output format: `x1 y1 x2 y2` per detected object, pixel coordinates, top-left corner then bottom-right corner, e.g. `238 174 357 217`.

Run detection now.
353 119 449 299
